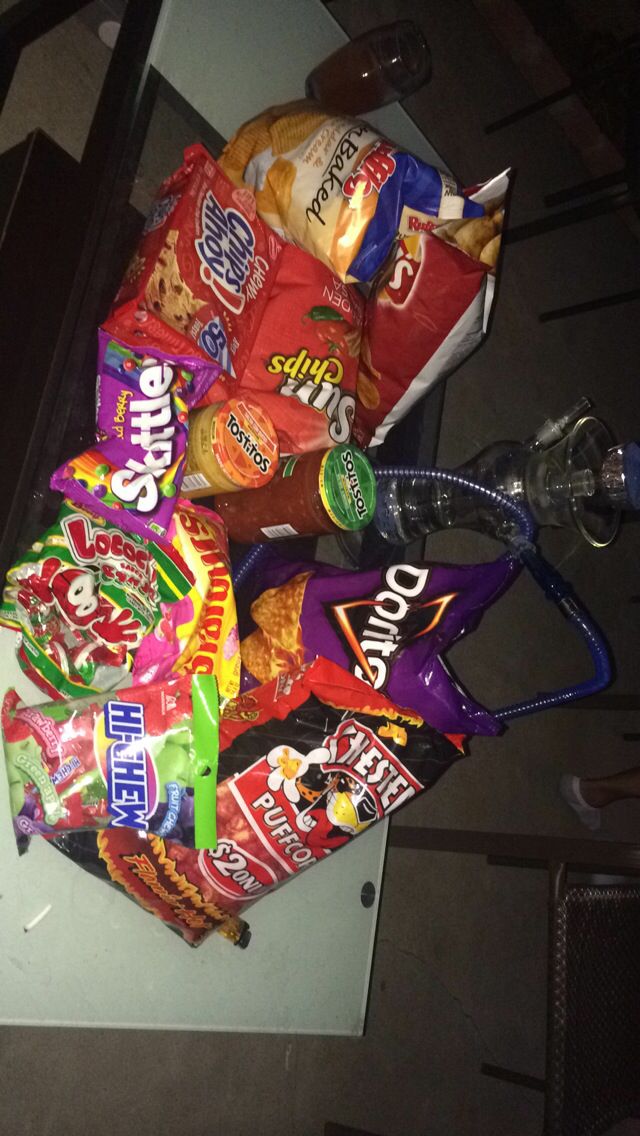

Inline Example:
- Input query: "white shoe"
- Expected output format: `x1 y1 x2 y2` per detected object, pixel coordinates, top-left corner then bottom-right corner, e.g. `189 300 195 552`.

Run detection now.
559 774 601 831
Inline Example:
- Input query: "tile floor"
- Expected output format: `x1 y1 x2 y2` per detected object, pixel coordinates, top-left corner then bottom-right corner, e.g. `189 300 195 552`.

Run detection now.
1 1 639 1133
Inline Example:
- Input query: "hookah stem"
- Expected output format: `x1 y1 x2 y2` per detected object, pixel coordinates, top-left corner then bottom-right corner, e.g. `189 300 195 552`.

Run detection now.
375 466 612 718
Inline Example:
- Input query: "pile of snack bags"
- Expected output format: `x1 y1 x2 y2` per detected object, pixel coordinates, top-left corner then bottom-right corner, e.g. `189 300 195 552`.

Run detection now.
1 103 512 947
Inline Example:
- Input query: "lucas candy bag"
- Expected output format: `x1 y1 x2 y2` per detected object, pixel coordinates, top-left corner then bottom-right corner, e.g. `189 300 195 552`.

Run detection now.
133 499 241 700
0 501 192 699
51 330 221 542
2 672 219 849
239 550 520 737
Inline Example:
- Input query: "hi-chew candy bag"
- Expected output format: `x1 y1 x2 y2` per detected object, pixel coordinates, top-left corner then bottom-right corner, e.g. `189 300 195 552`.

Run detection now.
239 550 519 736
219 100 485 283
3 673 219 849
0 502 192 699
133 499 240 700
51 331 221 542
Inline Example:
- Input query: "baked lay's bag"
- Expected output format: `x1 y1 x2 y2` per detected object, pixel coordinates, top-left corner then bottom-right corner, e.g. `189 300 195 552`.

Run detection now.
133 499 240 699
355 171 511 446
49 657 461 945
0 502 192 699
239 550 519 737
194 243 363 453
104 143 283 380
219 100 485 283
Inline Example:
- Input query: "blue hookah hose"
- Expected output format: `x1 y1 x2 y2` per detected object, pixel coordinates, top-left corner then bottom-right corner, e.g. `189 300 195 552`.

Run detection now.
495 548 612 720
374 466 612 719
232 542 270 591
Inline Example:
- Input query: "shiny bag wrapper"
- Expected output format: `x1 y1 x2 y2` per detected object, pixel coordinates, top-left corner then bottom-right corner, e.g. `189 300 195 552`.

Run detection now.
3 672 219 850
239 550 519 737
47 657 461 947
51 331 221 543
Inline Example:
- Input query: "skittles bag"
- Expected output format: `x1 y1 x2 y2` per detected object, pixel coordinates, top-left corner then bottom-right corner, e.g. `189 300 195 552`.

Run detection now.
51 331 221 543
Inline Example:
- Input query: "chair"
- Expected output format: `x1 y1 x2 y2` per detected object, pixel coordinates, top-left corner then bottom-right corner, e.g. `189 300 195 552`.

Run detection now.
389 827 640 1135
491 37 639 325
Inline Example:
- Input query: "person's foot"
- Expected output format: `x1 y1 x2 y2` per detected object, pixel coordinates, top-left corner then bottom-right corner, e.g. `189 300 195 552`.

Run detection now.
559 774 601 831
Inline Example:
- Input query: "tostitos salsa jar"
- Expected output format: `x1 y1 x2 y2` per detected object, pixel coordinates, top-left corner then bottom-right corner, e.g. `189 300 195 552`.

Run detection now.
214 443 376 541
182 398 279 498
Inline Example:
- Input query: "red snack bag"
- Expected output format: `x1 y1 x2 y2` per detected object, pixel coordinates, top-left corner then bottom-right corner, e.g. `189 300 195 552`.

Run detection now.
105 144 283 381
195 243 364 453
354 170 511 447
50 659 461 946
52 827 250 947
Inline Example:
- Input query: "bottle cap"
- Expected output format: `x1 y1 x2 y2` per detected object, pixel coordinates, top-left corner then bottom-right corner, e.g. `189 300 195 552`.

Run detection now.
319 445 377 530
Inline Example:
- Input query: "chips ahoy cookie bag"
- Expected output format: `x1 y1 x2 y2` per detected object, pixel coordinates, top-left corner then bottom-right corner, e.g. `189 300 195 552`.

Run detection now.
105 144 284 379
51 331 220 542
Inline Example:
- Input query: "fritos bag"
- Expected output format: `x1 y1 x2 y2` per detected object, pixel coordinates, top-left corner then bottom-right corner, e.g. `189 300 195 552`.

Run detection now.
134 499 240 699
239 550 519 736
47 658 461 945
219 100 485 283
105 144 283 379
355 170 511 447
0 502 192 699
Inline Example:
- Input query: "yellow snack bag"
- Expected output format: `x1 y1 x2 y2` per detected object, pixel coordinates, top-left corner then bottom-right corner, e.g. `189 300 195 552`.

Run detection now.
133 500 240 699
220 99 485 283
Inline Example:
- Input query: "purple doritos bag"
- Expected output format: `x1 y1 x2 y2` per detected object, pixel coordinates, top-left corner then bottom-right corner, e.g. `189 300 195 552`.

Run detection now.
240 551 519 737
51 331 221 542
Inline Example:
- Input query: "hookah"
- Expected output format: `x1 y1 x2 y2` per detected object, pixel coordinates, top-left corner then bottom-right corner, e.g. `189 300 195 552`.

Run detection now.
374 398 640 549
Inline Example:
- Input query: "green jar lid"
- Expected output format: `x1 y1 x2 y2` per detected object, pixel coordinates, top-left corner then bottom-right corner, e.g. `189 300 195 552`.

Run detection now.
319 445 377 531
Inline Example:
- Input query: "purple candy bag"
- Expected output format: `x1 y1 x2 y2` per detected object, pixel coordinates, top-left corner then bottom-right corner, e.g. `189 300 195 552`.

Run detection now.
241 551 520 736
51 331 222 542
